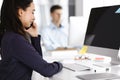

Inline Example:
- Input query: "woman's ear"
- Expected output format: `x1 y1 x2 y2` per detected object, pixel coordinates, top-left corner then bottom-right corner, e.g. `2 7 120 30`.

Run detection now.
18 8 24 16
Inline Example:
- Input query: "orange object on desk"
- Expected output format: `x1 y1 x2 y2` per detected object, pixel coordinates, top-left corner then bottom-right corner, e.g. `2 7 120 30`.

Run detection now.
95 57 105 61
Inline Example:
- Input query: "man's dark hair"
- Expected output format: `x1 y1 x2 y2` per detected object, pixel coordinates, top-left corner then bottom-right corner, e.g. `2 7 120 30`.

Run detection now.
0 0 33 37
50 5 62 13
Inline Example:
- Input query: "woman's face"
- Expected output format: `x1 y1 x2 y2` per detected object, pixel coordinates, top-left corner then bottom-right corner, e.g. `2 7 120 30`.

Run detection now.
18 2 35 29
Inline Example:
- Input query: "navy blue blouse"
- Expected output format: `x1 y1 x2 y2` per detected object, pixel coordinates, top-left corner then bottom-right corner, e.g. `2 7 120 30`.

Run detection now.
0 31 63 80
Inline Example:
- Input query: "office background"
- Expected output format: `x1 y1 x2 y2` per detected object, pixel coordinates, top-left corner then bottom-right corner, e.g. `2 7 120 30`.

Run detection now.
1 0 120 32
0 1 120 80
0 0 120 47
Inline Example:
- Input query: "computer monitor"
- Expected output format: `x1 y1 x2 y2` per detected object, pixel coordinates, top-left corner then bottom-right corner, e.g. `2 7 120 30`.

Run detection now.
84 5 120 50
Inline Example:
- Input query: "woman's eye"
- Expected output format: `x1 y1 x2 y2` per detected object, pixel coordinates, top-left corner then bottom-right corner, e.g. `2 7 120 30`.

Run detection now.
32 11 34 14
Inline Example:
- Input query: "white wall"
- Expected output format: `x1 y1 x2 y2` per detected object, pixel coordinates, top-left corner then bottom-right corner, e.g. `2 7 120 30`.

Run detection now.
72 0 120 19
75 0 83 16
83 0 120 17
82 0 120 29
103 0 120 6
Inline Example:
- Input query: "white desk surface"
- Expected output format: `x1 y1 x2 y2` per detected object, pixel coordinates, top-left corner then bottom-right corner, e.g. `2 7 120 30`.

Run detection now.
50 65 120 80
32 63 120 80
32 46 120 80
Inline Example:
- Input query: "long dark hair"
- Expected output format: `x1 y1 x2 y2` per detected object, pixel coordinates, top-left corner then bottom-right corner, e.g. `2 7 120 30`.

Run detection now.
0 0 33 37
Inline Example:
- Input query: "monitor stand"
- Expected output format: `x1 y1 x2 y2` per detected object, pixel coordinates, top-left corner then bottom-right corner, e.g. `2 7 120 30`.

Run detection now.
118 48 120 59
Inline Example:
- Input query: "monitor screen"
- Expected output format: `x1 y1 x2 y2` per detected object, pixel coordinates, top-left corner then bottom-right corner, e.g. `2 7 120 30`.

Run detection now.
84 5 120 50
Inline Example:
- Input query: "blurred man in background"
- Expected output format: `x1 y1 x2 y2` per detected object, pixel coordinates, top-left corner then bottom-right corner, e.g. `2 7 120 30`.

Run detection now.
41 5 68 51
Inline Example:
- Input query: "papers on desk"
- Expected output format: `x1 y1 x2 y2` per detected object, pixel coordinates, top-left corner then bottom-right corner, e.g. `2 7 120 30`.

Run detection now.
75 53 112 73
45 49 112 73
48 49 112 63
86 53 111 63
49 49 78 59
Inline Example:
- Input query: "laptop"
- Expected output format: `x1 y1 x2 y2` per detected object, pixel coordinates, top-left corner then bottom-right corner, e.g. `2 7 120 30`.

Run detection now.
76 73 120 80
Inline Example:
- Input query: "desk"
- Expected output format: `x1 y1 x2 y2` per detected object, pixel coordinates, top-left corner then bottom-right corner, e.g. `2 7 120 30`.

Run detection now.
32 63 120 80
50 65 120 80
0 46 119 80
32 46 120 80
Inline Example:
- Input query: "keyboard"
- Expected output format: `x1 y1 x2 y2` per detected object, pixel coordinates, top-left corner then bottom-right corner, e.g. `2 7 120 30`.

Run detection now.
63 63 90 71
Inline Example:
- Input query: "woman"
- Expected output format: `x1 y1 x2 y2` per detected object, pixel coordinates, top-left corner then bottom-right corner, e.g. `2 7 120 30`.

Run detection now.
0 0 63 80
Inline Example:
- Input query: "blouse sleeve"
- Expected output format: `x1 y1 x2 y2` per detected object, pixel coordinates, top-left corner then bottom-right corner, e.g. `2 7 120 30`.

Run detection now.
10 35 63 77
31 35 42 56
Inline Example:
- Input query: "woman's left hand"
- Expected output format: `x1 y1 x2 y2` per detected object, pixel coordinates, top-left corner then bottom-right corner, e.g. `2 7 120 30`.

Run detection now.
25 22 39 37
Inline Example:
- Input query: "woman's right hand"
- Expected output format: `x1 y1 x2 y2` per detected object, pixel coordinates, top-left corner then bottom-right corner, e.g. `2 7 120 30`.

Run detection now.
25 22 39 37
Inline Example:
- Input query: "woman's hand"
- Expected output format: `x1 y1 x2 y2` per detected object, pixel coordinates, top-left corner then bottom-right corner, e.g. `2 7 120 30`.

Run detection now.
25 22 39 37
